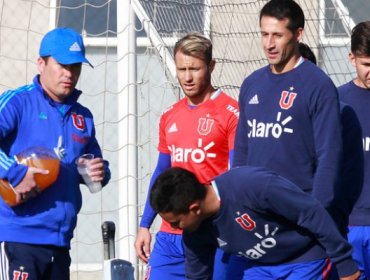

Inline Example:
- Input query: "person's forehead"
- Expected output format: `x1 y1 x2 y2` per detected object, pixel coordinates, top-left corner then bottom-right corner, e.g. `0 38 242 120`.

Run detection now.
175 52 205 63
354 54 370 61
260 16 290 29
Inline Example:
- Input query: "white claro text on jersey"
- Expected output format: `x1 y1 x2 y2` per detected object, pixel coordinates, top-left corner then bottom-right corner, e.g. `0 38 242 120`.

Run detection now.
248 112 293 138
237 224 279 260
364 137 370 152
168 140 216 164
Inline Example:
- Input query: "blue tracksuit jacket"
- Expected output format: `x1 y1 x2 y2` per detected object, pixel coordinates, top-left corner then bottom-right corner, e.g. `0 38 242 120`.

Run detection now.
0 75 110 247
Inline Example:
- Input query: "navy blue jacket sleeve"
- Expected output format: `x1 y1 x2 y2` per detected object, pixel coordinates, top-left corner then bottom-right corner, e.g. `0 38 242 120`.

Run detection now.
260 174 358 277
232 80 249 167
327 103 363 236
310 81 343 208
183 220 218 279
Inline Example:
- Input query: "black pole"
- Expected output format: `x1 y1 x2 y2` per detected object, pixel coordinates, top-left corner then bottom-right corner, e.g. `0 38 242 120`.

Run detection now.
102 221 116 260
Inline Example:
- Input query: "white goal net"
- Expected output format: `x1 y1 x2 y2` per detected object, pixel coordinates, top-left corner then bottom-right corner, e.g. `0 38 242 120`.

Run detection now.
0 0 367 279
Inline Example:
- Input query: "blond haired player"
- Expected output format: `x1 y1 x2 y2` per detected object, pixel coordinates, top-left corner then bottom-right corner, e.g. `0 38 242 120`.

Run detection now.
134 32 239 279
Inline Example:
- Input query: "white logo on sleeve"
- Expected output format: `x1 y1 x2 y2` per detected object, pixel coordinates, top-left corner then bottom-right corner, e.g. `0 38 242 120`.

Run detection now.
248 94 259 104
217 238 228 247
168 123 178 133
227 104 240 117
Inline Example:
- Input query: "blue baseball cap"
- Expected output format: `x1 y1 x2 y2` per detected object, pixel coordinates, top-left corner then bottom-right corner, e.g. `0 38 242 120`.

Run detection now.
39 28 93 67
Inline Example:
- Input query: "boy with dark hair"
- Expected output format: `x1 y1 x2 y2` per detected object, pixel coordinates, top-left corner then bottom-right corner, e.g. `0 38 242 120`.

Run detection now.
338 21 370 279
150 166 360 280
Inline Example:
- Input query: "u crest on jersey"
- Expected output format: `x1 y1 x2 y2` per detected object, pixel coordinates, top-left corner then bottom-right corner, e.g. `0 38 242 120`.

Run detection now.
235 213 256 231
13 270 29 280
197 117 214 136
279 90 297 110
71 112 86 131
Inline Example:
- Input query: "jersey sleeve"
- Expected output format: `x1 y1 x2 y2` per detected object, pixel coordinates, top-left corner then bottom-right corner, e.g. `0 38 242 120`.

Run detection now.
183 220 218 279
140 109 172 228
309 81 342 208
225 97 239 151
0 91 28 187
232 80 249 167
261 174 358 278
157 111 170 154
327 103 364 235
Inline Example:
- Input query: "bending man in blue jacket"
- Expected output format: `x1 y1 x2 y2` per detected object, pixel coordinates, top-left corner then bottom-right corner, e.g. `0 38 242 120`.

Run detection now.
0 28 111 279
150 166 360 280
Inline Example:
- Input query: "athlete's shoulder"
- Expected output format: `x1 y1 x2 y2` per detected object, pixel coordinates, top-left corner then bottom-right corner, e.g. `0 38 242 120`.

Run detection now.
73 101 94 119
337 81 353 98
295 62 338 99
216 91 239 118
239 66 270 96
243 66 270 83
215 91 237 106
218 91 238 103
0 84 36 109
299 61 333 83
218 166 272 190
1 83 36 98
215 166 275 204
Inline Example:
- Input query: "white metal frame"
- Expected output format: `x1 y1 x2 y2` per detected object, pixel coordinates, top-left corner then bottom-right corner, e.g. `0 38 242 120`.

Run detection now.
318 0 354 46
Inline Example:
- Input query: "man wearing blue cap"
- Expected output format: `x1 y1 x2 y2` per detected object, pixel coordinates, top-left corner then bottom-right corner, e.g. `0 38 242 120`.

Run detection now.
0 28 111 279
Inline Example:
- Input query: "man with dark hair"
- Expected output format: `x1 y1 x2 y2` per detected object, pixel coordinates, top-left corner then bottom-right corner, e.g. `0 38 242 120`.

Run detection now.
150 167 360 280
338 20 370 279
233 0 343 276
0 28 111 279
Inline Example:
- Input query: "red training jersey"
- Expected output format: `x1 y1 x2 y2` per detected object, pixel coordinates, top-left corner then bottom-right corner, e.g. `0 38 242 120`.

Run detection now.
158 89 239 233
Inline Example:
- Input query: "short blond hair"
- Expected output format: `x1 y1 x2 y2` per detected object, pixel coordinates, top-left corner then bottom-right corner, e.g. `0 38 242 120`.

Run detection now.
174 32 213 65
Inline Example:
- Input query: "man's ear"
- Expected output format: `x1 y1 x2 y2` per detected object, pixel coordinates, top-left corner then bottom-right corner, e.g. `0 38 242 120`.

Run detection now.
349 52 356 67
188 202 201 215
295 27 304 43
37 57 46 73
208 59 216 73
